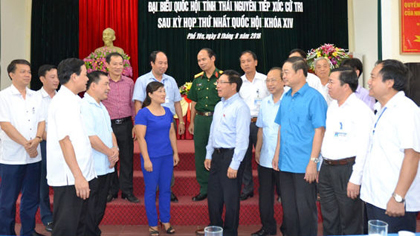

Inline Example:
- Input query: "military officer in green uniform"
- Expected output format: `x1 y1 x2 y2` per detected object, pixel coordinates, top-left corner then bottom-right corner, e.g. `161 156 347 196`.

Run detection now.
188 48 222 201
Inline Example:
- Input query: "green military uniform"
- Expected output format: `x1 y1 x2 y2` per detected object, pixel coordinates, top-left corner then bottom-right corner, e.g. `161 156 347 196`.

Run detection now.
187 68 222 195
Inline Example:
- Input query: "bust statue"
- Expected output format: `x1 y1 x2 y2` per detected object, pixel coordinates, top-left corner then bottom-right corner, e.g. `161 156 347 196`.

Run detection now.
95 28 124 54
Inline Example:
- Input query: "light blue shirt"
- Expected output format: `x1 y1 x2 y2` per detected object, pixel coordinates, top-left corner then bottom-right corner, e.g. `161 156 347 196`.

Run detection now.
81 93 114 176
133 71 182 115
256 91 287 168
205 93 250 170
274 83 327 173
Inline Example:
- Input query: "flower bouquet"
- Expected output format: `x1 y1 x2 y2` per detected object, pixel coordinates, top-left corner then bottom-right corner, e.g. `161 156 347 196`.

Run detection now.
83 47 133 77
179 82 192 96
306 43 350 71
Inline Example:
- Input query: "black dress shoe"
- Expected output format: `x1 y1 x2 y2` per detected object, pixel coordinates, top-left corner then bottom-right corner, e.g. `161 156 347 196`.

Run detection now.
107 194 117 203
122 193 140 203
32 231 45 236
192 193 207 201
171 192 179 202
45 221 53 232
240 192 254 201
251 228 276 236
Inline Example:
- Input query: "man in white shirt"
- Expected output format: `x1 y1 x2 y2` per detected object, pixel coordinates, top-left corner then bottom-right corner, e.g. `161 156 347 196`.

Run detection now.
37 64 59 232
47 58 97 235
361 59 420 233
0 59 45 236
82 71 119 235
314 57 333 105
238 50 269 201
319 68 374 235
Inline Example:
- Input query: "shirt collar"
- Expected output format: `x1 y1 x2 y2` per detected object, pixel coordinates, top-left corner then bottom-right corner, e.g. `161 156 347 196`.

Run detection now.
374 91 405 113
83 92 101 107
146 70 169 83
39 87 56 98
221 93 240 105
10 84 32 96
286 82 309 97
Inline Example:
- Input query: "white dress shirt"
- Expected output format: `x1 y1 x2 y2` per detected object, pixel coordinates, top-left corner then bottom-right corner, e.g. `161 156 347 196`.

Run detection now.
239 72 269 117
255 89 288 168
361 91 420 211
0 85 44 164
38 87 56 131
205 93 250 170
47 86 96 186
321 93 374 185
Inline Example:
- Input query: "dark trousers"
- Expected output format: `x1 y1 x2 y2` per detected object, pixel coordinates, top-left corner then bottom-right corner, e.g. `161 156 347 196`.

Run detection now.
0 162 41 236
193 115 213 195
40 141 53 225
208 149 244 236
279 171 318 236
366 203 418 233
319 161 363 235
109 119 134 196
142 155 173 226
257 165 279 234
52 178 98 236
241 122 258 195
93 174 111 235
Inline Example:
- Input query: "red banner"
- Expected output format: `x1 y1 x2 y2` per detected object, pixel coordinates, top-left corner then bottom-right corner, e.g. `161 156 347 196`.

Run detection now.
401 0 420 53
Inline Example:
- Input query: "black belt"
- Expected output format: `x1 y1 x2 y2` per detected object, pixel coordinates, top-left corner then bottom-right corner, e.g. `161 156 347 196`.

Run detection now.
111 116 131 125
197 111 214 116
214 148 234 153
323 156 355 166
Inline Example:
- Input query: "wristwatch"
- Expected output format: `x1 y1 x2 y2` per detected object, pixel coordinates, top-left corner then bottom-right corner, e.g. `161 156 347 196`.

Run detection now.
392 193 405 203
310 157 320 163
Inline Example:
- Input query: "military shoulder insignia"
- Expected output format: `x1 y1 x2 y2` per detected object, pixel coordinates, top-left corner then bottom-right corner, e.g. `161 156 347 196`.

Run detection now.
215 70 223 78
194 72 204 79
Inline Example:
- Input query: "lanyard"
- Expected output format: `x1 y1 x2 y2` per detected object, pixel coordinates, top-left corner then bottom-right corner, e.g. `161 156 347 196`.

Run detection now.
373 107 387 135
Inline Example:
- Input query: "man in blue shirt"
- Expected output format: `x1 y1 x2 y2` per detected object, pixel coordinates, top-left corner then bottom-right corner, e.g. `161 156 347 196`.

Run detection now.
81 71 119 235
204 70 250 236
133 51 184 202
273 57 327 236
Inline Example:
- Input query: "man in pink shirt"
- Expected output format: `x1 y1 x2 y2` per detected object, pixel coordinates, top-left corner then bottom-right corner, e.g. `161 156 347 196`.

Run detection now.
102 52 139 203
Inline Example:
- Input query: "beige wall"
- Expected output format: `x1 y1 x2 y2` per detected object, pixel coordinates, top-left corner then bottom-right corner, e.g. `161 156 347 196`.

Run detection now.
0 0 32 89
348 0 379 86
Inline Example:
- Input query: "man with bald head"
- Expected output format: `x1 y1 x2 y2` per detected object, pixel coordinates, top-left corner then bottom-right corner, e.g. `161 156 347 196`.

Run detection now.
188 48 223 202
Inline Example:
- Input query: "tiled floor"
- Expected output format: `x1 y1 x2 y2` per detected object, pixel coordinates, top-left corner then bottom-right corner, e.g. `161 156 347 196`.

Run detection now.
17 220 420 236
23 223 311 236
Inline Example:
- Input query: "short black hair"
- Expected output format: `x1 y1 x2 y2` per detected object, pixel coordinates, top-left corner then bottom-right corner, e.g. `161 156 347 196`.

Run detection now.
341 58 363 78
57 58 85 85
289 49 307 58
330 67 358 92
200 48 216 59
223 69 242 92
284 57 308 77
87 71 108 90
149 50 167 64
240 50 257 61
38 64 57 77
105 52 124 64
376 59 409 91
7 59 31 80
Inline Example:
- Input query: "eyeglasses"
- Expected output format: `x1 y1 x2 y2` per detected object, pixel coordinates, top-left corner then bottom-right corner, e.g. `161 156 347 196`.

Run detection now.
216 81 232 85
